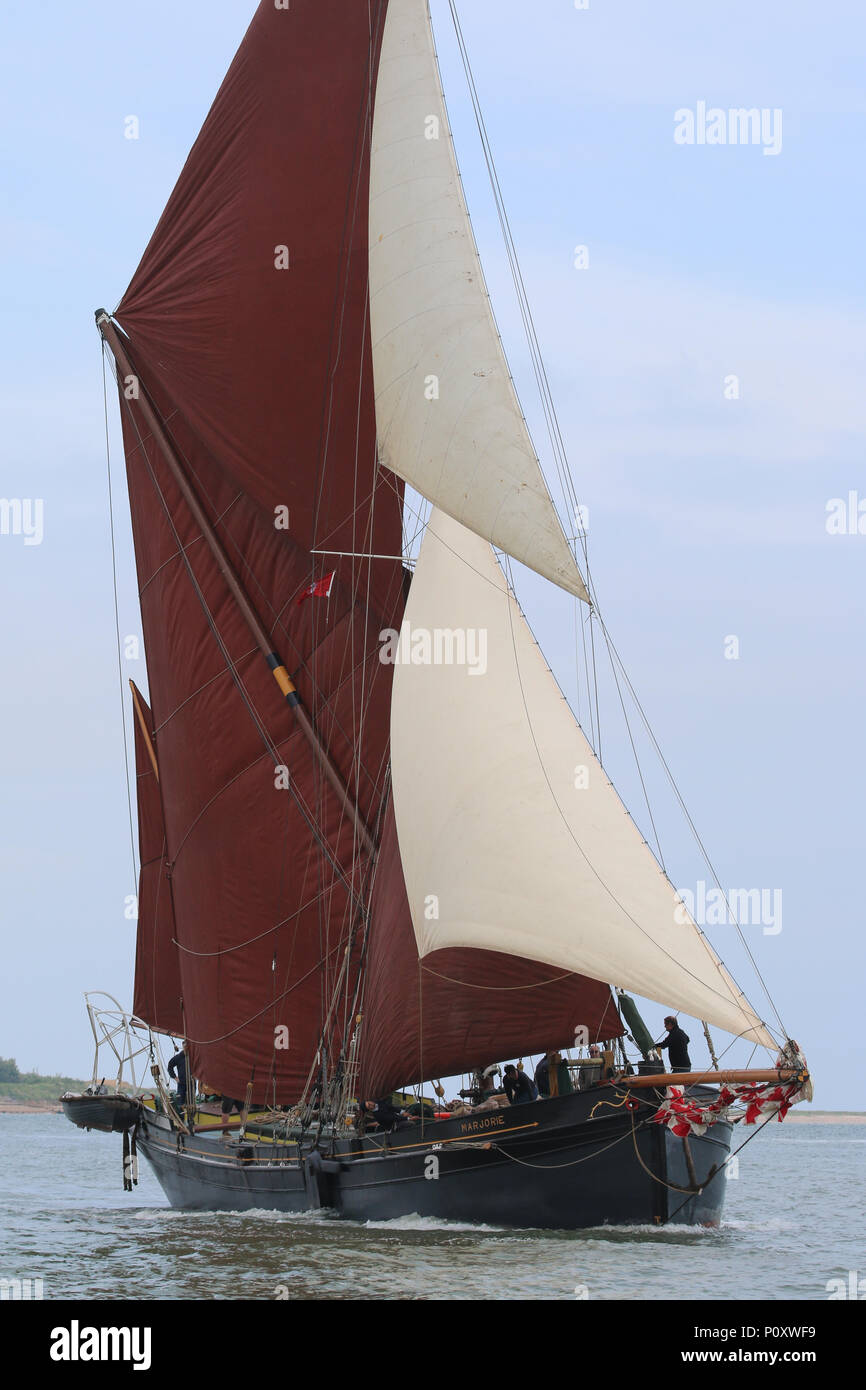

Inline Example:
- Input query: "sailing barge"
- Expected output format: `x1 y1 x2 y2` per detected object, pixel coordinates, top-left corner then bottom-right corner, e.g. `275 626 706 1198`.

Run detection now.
63 0 809 1228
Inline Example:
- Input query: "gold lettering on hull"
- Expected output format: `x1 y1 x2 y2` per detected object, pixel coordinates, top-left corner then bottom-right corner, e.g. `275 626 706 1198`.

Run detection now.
458 1114 507 1135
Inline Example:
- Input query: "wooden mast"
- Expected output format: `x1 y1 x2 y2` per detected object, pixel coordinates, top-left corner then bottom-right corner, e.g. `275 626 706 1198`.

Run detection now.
97 310 376 860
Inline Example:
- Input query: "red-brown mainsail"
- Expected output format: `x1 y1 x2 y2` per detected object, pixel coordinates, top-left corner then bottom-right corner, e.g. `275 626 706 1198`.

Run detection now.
111 1 405 1101
106 0 627 1105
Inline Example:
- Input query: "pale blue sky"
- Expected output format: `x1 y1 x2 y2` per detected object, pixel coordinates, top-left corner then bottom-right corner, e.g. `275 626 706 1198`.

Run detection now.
1 2 863 1106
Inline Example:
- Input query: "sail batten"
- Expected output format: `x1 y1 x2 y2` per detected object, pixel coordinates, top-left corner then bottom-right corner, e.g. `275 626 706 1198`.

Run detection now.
369 0 589 601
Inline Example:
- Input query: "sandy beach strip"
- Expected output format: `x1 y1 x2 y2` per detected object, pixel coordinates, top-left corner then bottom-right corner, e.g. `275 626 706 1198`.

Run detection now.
783 1111 865 1124
0 1100 65 1113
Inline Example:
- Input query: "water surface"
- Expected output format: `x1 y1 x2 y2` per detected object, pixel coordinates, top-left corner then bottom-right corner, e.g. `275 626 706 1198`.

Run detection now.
1 1114 860 1300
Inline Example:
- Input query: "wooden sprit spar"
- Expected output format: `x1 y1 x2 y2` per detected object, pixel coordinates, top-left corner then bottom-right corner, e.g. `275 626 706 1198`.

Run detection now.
612 1068 808 1089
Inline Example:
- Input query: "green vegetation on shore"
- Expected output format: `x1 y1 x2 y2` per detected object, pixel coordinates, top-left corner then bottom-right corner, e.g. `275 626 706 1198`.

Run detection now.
0 1057 88 1102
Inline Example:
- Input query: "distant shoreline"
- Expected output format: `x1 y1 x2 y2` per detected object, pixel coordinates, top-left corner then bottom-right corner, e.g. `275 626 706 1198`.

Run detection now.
0 1100 65 1112
1 1099 863 1122
0 1100 66 1113
784 1111 865 1124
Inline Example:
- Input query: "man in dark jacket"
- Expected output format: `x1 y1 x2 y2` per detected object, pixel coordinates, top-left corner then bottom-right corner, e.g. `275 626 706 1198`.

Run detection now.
503 1064 538 1105
357 1098 413 1132
167 1043 190 1107
535 1051 573 1097
659 1016 691 1070
373 1097 409 1130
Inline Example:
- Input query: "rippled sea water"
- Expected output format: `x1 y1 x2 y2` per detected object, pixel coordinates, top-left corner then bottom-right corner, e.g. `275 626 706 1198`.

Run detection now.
1 1114 862 1301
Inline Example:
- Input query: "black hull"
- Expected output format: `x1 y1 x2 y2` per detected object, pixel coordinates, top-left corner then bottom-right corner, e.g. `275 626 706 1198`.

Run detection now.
131 1087 732 1230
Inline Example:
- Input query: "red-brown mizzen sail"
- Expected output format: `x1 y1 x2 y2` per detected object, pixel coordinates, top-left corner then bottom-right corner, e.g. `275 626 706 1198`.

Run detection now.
130 682 183 1038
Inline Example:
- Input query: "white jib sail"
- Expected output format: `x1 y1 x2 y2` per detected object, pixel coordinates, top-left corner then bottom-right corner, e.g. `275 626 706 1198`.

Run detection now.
388 508 777 1049
370 0 589 603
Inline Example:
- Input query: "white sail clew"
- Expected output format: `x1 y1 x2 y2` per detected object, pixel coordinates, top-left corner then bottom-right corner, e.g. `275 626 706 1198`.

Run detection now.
370 0 589 603
389 508 777 1049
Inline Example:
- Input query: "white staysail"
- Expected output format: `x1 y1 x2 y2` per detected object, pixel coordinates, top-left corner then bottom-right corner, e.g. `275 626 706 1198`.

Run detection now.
388 508 777 1049
370 0 589 603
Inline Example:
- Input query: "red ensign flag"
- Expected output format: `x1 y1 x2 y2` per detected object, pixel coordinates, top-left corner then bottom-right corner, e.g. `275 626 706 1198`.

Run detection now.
296 571 336 605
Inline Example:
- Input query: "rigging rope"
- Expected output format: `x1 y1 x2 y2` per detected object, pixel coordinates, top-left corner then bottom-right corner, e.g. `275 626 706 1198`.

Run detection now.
665 1107 780 1223
593 612 789 1039
702 1020 721 1070
105 342 378 1118
490 1124 637 1171
443 3 788 1047
499 551 778 1037
445 1 590 577
627 1108 703 1196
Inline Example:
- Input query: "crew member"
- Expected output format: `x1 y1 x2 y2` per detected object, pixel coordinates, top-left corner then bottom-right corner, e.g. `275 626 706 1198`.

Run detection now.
220 1095 245 1128
502 1064 537 1105
366 1095 411 1128
658 1016 691 1071
167 1042 190 1107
